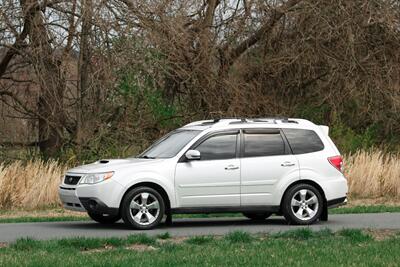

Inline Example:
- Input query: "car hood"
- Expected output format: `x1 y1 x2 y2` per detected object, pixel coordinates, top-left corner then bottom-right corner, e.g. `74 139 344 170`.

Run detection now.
66 158 166 174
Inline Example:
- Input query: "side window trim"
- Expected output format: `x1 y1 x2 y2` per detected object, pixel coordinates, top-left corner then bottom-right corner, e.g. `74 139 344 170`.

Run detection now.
240 128 292 158
243 129 280 134
280 129 293 155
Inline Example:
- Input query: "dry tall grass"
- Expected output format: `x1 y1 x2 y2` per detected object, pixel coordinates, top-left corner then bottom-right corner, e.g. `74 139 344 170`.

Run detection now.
0 160 67 209
0 150 399 210
345 150 400 198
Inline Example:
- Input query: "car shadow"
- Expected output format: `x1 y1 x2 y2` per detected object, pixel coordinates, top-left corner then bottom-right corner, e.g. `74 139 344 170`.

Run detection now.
48 217 292 231
160 217 289 229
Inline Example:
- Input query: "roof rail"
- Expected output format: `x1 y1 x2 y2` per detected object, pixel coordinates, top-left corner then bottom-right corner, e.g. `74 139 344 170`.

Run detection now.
200 119 218 125
202 117 245 124
193 117 298 126
228 117 299 125
229 118 275 125
258 117 298 124
280 118 298 124
199 117 242 125
252 118 277 123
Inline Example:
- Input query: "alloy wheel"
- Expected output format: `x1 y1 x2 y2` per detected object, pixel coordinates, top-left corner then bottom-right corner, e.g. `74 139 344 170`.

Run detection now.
129 192 160 226
290 189 319 221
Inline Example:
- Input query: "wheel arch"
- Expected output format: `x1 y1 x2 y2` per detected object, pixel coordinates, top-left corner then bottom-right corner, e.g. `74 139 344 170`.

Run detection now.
119 182 171 214
280 179 327 208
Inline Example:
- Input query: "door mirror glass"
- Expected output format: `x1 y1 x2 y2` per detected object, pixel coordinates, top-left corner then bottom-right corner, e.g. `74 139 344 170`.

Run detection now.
185 150 201 160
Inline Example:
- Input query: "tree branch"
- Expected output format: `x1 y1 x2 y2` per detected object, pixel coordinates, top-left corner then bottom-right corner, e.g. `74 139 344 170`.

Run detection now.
202 0 220 29
0 20 30 78
0 0 63 78
224 0 302 66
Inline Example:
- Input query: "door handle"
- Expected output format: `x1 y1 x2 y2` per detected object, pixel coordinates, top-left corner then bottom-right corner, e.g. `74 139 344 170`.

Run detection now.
225 165 239 170
281 162 295 167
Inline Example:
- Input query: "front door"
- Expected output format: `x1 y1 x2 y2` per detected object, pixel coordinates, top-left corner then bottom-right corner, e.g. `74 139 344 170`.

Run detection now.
175 131 240 207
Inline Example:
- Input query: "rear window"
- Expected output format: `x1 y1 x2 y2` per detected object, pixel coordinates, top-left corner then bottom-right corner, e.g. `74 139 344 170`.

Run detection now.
243 133 285 157
282 129 324 154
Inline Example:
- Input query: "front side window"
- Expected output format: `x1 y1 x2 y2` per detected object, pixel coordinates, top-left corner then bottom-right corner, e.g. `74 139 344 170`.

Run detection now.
282 129 324 154
195 134 237 160
138 130 201 158
244 133 285 157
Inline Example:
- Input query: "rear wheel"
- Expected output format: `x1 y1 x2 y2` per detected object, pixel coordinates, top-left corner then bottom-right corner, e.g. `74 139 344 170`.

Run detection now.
242 212 272 220
282 183 323 225
87 212 121 224
121 186 165 230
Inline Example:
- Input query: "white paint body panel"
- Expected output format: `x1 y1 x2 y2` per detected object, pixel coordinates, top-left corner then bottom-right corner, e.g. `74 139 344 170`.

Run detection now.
175 159 240 207
240 154 299 205
59 118 348 213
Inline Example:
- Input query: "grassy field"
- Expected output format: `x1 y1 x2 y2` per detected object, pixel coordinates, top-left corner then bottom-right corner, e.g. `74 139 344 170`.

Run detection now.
0 229 399 266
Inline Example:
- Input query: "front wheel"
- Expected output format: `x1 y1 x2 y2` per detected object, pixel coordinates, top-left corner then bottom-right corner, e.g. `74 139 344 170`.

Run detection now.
282 183 323 225
87 212 121 224
242 212 272 220
121 187 165 230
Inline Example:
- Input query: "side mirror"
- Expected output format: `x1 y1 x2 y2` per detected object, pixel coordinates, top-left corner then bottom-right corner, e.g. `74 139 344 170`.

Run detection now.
185 150 201 160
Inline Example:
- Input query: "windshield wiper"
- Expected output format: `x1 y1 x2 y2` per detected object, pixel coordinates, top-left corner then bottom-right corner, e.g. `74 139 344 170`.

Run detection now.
138 155 156 159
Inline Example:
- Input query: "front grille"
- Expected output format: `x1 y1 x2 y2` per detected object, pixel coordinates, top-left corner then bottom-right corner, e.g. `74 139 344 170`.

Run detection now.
64 175 82 185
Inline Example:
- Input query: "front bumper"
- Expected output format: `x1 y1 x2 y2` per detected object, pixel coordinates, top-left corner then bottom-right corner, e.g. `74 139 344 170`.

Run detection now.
59 186 86 212
79 197 119 216
59 176 125 214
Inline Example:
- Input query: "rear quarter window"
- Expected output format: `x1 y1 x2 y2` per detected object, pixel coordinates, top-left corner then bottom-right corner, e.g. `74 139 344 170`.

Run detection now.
282 129 324 154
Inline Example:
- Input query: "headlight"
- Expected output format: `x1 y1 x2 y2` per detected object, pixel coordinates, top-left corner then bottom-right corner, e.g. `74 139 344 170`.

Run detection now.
79 172 114 184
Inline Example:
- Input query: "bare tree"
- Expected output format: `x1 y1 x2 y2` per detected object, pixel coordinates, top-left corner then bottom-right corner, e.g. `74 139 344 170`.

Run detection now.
0 0 399 159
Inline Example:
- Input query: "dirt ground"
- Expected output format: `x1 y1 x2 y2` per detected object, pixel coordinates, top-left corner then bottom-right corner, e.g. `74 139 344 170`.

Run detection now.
346 197 400 207
0 208 87 219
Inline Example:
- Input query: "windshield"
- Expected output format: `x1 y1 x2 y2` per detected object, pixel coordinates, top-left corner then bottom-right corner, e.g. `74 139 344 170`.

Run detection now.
137 130 201 159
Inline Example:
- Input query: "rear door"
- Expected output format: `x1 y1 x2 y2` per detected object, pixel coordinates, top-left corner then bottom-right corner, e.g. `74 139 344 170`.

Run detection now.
240 129 299 206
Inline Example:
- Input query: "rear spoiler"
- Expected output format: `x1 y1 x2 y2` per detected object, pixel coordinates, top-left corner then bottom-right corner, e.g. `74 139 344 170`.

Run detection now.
319 125 329 136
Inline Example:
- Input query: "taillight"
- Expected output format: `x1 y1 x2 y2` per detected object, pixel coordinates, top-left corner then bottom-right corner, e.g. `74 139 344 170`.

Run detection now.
328 155 343 173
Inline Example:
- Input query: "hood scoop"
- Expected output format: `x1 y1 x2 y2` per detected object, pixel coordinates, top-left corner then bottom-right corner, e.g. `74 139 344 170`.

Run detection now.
98 160 109 164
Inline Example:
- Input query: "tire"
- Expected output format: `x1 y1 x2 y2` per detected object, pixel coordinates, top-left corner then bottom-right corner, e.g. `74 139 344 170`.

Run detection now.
282 183 323 225
121 186 165 230
242 212 272 220
87 212 121 224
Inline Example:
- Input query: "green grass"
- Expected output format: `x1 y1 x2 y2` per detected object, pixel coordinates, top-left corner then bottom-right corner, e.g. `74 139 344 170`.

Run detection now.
1 205 400 224
337 229 373 242
156 232 171 240
224 231 254 243
271 228 333 240
0 230 399 266
185 235 214 245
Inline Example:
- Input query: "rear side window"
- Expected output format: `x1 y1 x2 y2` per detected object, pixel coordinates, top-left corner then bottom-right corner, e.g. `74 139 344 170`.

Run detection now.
196 134 237 160
282 129 324 154
243 133 285 157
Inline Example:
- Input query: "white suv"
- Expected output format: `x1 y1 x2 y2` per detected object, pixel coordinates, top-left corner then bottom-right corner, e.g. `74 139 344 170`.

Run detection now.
59 118 348 229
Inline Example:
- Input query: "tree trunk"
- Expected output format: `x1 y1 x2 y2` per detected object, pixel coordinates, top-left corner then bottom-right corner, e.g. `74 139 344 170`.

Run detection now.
24 0 66 157
76 0 93 146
